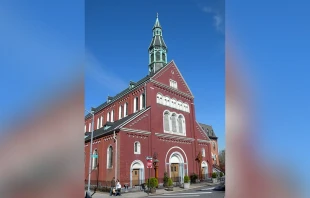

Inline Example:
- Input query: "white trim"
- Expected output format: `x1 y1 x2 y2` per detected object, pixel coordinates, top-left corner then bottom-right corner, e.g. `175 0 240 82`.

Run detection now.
155 133 194 141
165 146 188 170
107 145 113 169
130 160 145 187
119 106 122 119
100 116 103 128
202 148 206 157
121 128 151 135
111 110 114 122
197 139 211 143
151 79 193 99
97 118 100 129
134 141 141 154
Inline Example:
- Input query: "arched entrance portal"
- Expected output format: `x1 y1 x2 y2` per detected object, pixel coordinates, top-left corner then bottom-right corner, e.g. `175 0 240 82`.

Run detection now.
169 152 185 184
130 160 145 187
201 161 209 180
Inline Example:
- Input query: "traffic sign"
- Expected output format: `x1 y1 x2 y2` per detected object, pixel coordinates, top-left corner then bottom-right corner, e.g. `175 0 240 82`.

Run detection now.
147 158 153 168
92 154 98 158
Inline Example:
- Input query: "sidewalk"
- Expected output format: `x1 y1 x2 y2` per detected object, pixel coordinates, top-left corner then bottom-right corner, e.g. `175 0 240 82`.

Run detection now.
87 182 220 198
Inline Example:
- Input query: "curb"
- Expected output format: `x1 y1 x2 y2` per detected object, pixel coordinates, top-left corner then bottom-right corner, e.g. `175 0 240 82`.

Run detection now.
147 184 208 197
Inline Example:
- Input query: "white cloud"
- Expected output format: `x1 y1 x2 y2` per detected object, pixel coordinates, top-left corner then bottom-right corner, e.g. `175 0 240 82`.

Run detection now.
85 50 128 93
202 6 225 34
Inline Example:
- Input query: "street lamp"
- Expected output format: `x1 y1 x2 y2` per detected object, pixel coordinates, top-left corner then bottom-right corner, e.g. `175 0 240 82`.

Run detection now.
85 107 95 195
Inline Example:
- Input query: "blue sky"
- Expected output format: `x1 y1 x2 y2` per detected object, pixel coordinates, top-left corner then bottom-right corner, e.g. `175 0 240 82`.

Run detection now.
227 0 310 195
85 0 225 150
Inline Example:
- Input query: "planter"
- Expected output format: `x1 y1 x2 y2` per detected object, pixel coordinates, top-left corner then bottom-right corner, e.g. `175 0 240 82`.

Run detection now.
150 188 156 194
184 183 190 189
212 178 217 183
167 186 174 191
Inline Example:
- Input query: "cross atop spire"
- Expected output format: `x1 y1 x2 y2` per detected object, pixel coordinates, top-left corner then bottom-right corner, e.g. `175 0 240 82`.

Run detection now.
153 13 161 29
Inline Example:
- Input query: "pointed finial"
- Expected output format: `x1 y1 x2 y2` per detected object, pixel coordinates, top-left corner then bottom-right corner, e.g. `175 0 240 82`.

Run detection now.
157 13 158 18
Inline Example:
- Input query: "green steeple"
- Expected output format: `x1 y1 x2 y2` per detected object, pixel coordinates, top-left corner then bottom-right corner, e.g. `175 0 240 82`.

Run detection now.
148 13 168 75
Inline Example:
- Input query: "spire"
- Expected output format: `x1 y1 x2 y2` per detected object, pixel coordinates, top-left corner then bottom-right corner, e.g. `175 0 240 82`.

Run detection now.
153 13 161 29
148 13 168 75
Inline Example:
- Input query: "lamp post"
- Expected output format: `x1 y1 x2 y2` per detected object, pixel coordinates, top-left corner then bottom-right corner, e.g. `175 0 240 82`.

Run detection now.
85 108 95 194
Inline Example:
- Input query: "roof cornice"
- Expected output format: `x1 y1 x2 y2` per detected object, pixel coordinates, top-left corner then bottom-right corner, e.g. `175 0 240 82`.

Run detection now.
154 133 195 142
121 128 151 135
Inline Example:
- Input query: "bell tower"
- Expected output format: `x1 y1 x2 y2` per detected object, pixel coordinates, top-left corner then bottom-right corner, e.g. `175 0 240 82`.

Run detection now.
148 13 168 75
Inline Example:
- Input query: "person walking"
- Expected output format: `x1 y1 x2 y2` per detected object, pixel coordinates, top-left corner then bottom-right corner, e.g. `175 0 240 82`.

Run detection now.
110 177 116 196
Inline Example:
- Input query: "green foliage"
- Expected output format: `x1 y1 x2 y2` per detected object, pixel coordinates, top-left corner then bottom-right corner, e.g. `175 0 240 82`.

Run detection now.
163 172 169 187
167 178 173 187
190 173 198 183
212 172 217 178
220 172 224 177
184 175 190 183
147 177 158 189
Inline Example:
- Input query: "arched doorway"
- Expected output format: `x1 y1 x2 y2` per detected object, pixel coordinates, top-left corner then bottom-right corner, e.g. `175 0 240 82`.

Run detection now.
130 160 145 187
169 152 185 184
201 161 208 180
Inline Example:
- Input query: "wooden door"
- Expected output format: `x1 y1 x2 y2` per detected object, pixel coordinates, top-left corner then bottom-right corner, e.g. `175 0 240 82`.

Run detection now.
170 163 179 182
132 169 140 186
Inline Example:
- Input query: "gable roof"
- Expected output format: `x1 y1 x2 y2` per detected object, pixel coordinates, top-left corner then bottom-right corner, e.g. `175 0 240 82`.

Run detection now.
150 60 194 97
84 107 151 142
198 123 218 139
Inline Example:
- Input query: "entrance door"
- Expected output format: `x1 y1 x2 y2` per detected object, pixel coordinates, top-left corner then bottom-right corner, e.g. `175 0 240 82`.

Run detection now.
202 167 206 180
170 163 179 182
132 169 140 186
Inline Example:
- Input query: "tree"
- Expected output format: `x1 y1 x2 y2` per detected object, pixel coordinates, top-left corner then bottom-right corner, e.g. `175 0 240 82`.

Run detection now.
218 149 225 173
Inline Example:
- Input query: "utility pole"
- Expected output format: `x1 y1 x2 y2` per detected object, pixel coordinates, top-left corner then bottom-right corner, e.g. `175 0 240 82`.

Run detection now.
85 108 95 194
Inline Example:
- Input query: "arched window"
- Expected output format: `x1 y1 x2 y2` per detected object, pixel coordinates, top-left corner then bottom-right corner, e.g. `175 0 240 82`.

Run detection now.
124 102 128 117
178 115 183 133
88 123 91 132
84 124 86 132
134 141 141 154
97 118 100 129
100 116 103 128
156 51 160 61
142 93 146 108
107 112 110 122
162 53 166 62
171 113 177 132
151 53 154 62
164 111 170 131
119 106 122 119
111 110 114 122
92 149 98 170
202 148 206 157
107 146 113 168
140 93 146 110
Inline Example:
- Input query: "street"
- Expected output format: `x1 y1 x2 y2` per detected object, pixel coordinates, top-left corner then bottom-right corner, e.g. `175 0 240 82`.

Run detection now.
144 185 225 198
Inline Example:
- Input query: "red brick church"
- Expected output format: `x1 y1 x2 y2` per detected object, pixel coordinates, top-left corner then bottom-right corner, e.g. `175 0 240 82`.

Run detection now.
84 14 221 188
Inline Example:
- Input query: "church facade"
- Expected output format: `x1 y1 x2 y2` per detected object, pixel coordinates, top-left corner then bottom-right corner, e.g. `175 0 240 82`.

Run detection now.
84 15 220 188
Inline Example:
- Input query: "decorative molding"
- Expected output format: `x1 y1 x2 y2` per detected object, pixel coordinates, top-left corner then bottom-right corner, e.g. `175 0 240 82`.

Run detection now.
197 139 211 143
121 128 151 135
128 113 149 127
151 79 193 100
155 133 195 142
